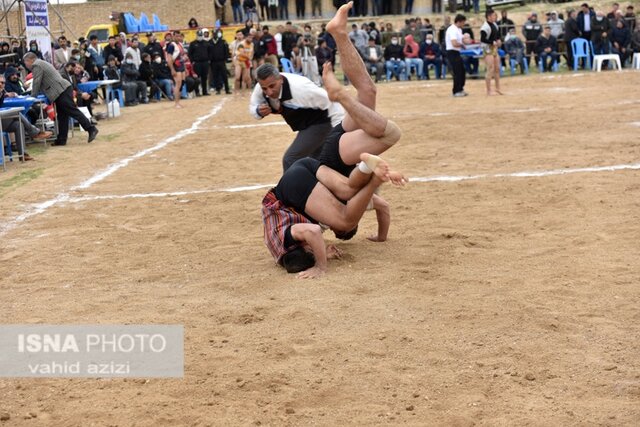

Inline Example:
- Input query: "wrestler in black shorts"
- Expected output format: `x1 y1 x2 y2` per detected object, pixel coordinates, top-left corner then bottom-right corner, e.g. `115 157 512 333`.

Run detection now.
317 123 355 177
274 157 322 219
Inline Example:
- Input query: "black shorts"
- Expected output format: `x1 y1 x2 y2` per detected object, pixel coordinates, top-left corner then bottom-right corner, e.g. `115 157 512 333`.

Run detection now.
274 157 322 215
318 123 355 177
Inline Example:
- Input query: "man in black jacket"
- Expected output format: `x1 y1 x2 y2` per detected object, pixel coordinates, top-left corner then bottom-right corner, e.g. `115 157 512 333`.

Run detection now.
591 11 611 54
577 3 595 42
103 36 123 66
564 9 581 68
188 30 211 96
535 26 559 71
208 29 231 95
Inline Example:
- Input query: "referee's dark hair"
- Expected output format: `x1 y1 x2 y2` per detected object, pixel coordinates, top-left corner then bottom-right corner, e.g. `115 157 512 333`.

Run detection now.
454 14 467 23
485 9 495 19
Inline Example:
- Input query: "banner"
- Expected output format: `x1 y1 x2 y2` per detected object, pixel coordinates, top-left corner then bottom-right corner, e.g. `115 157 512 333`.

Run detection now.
23 0 52 63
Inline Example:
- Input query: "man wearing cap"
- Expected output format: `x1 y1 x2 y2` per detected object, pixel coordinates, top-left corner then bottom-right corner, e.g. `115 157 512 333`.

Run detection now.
188 29 211 96
522 12 543 66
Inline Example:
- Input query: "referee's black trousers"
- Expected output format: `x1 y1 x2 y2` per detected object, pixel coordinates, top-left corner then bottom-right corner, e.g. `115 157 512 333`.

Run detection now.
446 50 466 95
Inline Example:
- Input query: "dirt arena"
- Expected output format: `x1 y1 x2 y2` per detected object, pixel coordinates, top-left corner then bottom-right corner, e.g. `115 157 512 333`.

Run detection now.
0 70 639 425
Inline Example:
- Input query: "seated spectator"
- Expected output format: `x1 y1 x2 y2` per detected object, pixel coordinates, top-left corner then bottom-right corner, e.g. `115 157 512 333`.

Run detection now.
121 52 148 105
359 37 384 82
183 55 202 96
4 67 27 94
536 26 560 71
461 33 480 76
151 53 174 100
103 55 122 86
505 28 527 74
384 35 406 81
403 34 423 80
70 63 97 118
419 33 443 80
138 53 159 101
0 74 52 161
611 19 631 66
290 44 302 73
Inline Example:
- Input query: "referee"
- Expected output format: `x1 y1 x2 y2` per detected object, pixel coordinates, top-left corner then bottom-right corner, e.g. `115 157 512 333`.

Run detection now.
445 14 468 97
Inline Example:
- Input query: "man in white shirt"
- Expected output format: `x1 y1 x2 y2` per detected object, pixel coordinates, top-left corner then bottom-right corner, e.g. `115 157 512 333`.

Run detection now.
547 11 565 39
249 64 344 171
445 14 467 97
125 37 142 69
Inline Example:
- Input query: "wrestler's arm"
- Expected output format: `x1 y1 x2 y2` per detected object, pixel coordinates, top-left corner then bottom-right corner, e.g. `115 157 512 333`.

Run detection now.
290 223 328 279
368 194 390 242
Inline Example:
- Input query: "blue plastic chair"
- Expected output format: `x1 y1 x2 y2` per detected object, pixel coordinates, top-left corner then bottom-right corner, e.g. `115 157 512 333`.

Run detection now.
152 14 169 31
0 131 11 170
280 57 299 74
139 13 154 32
124 13 140 33
106 86 125 107
571 38 591 70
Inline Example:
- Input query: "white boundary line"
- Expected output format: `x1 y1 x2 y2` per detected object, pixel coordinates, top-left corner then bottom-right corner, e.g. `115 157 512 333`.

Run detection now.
0 99 228 236
52 161 640 204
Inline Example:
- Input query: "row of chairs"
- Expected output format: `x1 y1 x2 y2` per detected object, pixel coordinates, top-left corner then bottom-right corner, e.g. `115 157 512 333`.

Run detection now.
123 13 168 34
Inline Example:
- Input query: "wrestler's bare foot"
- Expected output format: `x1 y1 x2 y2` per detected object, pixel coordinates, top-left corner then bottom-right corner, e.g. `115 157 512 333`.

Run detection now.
496 89 504 95
326 1 353 35
388 171 408 186
360 153 390 181
322 62 344 102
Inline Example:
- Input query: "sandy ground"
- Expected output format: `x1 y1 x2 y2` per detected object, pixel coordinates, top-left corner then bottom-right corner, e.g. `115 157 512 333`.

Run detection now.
0 70 639 426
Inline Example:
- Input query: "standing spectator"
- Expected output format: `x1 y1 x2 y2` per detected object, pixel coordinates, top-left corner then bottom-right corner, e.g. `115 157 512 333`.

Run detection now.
103 36 123 65
473 0 479 14
118 32 128 59
268 0 278 20
548 11 565 39
259 0 269 20
125 37 142 69
404 0 413 15
295 0 305 19
403 35 423 79
188 29 211 95
631 22 640 54
611 19 631 66
498 10 515 39
143 33 164 59
53 36 72 70
402 18 422 43
591 11 611 54
360 36 384 82
438 16 450 46
232 0 243 23
536 26 559 71
432 0 441 15
419 33 443 79
209 29 231 95
564 9 581 69
279 0 290 20
215 0 228 25
121 53 147 105
244 0 259 22
446 14 467 97
241 19 254 37
282 22 300 60
522 12 543 66
24 52 97 145
260 26 278 67
606 3 620 21
312 0 322 18
318 23 337 59
624 6 635 31
382 22 396 46
233 32 254 93
384 35 406 81
349 23 369 51
188 18 199 29
577 3 595 42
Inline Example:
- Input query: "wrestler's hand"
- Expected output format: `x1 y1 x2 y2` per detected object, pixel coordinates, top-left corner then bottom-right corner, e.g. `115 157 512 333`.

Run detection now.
297 266 326 279
367 235 387 242
258 103 271 117
326 244 343 260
